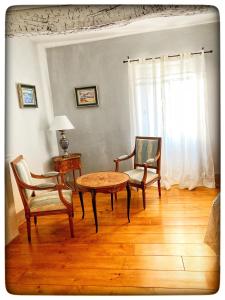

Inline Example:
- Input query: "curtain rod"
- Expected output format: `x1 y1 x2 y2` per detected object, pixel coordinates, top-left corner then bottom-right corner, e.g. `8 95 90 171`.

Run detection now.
123 49 213 63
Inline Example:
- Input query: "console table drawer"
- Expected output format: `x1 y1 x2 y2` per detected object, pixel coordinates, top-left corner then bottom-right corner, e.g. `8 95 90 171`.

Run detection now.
52 153 81 183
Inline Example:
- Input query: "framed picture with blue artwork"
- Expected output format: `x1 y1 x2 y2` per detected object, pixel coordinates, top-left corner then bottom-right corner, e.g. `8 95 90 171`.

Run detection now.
17 83 38 108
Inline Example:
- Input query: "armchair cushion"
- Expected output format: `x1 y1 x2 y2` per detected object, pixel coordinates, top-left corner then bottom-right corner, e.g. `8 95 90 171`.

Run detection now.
125 169 158 185
29 190 73 212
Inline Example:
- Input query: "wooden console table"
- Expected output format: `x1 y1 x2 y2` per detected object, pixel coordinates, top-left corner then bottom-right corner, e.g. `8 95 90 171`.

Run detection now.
52 153 81 187
76 171 131 232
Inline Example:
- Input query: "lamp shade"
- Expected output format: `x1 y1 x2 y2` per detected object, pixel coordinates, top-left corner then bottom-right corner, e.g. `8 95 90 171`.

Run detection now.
49 115 75 131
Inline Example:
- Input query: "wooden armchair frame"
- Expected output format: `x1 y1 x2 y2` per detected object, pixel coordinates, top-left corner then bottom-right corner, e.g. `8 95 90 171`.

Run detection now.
114 136 161 209
10 155 74 242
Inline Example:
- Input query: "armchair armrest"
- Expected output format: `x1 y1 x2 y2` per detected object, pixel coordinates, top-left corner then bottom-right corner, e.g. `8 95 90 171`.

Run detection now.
142 152 161 183
34 182 56 189
31 171 59 179
56 184 73 209
42 171 59 178
18 180 58 191
145 153 160 164
146 158 155 164
117 154 129 160
114 150 135 171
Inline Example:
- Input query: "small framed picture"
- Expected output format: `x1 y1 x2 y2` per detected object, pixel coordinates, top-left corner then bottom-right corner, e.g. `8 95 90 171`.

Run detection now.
75 86 98 107
17 83 38 108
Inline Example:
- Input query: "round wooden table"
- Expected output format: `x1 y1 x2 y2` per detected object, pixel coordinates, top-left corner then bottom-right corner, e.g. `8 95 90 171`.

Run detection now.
76 171 131 232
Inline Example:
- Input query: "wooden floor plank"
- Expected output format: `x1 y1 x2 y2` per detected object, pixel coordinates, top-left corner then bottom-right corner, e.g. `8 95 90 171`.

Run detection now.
69 224 207 234
135 243 217 257
152 287 217 295
6 284 217 295
18 215 210 227
123 255 184 270
182 256 220 271
6 254 184 271
9 268 219 290
11 232 205 244
78 210 212 218
7 243 135 256
6 186 219 295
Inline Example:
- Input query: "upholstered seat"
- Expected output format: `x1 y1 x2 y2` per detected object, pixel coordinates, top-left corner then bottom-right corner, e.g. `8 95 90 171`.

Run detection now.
11 155 75 242
114 136 161 209
125 169 158 185
29 190 73 213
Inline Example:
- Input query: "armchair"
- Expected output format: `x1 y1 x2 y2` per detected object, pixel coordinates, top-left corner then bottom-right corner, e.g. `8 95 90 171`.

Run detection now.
10 155 74 242
114 136 161 209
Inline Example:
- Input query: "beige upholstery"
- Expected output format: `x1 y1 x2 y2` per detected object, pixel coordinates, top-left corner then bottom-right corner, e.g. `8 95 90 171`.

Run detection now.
29 190 73 212
125 169 158 184
15 159 33 198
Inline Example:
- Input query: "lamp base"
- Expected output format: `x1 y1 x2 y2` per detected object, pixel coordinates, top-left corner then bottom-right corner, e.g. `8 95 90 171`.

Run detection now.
59 130 69 157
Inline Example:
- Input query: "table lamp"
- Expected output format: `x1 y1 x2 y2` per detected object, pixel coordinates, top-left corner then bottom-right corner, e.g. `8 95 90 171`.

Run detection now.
49 115 75 157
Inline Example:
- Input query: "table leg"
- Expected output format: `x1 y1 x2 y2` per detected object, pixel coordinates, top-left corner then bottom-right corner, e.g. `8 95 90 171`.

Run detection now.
111 193 114 211
78 192 85 219
91 190 98 233
126 183 131 223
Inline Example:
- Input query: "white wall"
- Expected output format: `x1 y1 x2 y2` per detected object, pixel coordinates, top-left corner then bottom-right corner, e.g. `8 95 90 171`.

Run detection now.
47 22 220 175
6 37 57 214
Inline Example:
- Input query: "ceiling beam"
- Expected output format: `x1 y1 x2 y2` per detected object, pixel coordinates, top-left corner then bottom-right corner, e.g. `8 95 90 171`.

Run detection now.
6 5 212 37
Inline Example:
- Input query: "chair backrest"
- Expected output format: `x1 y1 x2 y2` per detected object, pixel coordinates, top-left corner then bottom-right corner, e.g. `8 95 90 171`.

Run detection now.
134 136 161 170
10 155 33 201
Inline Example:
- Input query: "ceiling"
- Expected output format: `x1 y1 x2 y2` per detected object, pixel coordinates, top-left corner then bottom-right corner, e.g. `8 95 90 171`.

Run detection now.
6 5 219 46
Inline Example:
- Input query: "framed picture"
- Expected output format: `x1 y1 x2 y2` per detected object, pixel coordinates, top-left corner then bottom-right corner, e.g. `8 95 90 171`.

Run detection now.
75 86 98 107
17 83 38 108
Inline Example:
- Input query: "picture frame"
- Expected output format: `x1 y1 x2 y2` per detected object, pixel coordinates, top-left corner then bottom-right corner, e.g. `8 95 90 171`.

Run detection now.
17 83 38 108
75 86 98 107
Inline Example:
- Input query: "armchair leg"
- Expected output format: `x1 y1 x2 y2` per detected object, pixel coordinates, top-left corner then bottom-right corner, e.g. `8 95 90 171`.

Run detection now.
26 216 31 243
68 213 74 238
157 180 161 198
142 187 146 210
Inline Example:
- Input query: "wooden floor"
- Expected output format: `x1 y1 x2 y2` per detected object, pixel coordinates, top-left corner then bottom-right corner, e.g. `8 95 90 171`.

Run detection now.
6 186 220 295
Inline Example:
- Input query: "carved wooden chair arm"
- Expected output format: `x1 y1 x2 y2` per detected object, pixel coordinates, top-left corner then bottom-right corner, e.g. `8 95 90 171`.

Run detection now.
34 182 57 189
18 180 57 191
56 184 73 210
30 171 60 179
114 150 135 171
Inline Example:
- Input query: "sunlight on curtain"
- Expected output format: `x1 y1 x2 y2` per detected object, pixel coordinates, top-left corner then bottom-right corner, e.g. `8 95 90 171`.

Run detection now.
128 52 215 190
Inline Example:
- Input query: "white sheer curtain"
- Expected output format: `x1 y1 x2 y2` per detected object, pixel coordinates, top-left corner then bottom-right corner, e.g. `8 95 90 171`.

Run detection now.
128 52 215 190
